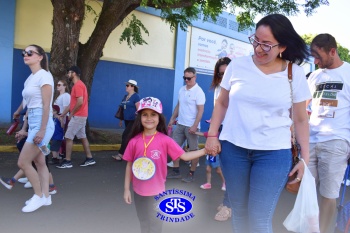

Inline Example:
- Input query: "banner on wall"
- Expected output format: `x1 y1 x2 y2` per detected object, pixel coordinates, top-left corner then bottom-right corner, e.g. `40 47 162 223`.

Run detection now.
189 27 253 74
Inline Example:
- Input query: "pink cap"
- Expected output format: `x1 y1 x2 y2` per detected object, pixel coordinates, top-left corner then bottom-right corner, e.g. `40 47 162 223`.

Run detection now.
137 97 163 114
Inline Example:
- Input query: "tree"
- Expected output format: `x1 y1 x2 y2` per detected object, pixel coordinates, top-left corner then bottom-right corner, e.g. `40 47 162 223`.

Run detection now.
302 34 350 64
49 0 329 135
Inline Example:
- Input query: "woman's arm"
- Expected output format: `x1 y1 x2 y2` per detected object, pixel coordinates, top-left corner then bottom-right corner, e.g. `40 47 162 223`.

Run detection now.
34 84 52 144
205 88 230 155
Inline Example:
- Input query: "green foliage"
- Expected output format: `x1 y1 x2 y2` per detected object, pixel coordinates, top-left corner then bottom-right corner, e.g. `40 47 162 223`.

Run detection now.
119 14 150 49
85 2 100 23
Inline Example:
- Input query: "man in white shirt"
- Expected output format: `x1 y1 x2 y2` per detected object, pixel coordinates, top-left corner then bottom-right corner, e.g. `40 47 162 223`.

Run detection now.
307 33 350 233
167 67 206 182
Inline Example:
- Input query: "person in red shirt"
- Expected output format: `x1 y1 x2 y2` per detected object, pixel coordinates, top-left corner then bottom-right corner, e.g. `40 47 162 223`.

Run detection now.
57 66 96 168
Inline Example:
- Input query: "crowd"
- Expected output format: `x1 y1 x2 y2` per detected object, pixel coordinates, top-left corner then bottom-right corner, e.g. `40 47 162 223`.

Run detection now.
1 13 350 233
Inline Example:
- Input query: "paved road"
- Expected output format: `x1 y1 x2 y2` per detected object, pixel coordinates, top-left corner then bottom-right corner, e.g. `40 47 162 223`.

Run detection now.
0 151 346 233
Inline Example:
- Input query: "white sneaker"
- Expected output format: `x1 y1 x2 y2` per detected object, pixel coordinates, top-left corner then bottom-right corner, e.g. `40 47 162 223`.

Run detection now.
25 194 51 206
18 177 28 184
167 161 174 167
24 181 32 188
22 194 45 213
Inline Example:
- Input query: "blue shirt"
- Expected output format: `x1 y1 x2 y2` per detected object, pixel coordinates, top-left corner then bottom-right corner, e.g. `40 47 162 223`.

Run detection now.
120 93 140 120
52 117 64 140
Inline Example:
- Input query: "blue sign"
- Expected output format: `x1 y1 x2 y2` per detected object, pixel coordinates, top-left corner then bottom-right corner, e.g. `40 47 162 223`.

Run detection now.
159 197 192 216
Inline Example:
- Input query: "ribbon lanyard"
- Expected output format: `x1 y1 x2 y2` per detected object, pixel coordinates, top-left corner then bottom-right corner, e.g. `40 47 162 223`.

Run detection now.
142 131 157 156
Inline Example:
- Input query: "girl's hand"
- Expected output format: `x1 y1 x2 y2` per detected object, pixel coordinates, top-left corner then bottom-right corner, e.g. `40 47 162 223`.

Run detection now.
287 160 305 185
34 129 45 144
119 120 123 128
205 137 221 156
124 189 132 204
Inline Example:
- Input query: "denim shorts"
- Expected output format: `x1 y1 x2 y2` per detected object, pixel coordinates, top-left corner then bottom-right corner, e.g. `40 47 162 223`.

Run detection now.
50 139 63 152
26 108 54 148
205 154 221 168
309 139 350 199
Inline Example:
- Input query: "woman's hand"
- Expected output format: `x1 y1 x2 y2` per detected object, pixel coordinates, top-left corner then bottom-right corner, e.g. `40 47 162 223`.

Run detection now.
124 189 132 204
119 120 123 127
205 137 221 156
34 129 45 145
287 160 305 184
15 129 27 141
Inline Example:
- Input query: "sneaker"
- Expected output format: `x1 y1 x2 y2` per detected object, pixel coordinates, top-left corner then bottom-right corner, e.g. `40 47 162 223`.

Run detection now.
0 177 15 190
25 194 51 206
56 160 73 169
49 158 60 165
167 161 174 167
24 181 32 189
18 177 28 184
221 183 226 191
166 171 181 179
22 194 46 213
182 173 194 183
80 158 96 167
200 183 211 189
49 185 57 195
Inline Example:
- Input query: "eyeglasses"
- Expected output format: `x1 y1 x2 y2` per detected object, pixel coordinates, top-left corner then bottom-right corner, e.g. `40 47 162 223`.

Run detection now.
22 50 41 57
126 84 134 87
217 72 225 77
183 76 194 81
248 35 279 52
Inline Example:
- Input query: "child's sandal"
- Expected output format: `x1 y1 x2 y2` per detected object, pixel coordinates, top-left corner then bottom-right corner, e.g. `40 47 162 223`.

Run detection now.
214 206 232 221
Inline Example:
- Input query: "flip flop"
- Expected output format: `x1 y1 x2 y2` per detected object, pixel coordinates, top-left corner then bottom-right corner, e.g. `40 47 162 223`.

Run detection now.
112 154 123 161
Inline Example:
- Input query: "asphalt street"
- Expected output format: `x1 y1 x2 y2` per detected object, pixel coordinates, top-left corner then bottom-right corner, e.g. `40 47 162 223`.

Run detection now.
0 151 346 233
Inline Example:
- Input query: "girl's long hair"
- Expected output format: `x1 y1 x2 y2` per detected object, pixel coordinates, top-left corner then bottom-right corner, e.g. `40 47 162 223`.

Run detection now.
126 110 168 144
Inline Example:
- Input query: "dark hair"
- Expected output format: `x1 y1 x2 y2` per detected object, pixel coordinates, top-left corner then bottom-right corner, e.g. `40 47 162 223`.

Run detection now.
210 57 231 89
126 110 168 144
28 44 49 71
184 67 196 75
133 86 139 93
256 14 308 65
311 33 337 53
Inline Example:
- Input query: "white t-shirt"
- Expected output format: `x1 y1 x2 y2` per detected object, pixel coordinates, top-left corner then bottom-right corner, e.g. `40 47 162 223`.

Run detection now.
308 62 350 143
219 56 311 150
54 92 71 114
22 69 54 109
177 83 206 129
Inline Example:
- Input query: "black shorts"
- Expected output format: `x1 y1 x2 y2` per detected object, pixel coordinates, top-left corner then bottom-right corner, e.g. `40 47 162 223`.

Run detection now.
50 140 63 152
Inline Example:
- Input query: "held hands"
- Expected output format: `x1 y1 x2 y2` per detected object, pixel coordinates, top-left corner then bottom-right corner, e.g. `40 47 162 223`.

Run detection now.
287 159 305 185
205 137 221 155
124 189 132 204
15 129 27 141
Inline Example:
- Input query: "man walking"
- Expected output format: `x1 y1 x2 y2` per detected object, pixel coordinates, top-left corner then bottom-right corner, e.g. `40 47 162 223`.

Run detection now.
57 66 96 168
167 67 205 182
307 33 350 233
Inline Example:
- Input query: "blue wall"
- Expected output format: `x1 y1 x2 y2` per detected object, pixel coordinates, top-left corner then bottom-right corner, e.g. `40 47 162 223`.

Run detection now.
11 49 215 130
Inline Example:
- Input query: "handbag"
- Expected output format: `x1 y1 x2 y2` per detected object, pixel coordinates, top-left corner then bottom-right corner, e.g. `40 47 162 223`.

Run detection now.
285 62 301 194
283 159 320 233
115 106 124 120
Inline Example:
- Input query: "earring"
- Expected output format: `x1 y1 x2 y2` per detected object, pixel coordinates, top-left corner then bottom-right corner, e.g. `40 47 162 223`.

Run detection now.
279 52 282 58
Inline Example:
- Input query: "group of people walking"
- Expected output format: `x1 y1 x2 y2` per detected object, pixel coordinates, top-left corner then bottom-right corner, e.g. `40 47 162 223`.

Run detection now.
0 12 349 233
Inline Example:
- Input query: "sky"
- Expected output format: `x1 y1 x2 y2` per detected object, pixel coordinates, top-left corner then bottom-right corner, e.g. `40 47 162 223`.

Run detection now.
287 0 350 50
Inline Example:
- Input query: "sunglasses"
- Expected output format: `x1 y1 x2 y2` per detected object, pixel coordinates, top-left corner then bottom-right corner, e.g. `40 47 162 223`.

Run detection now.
57 84 64 87
126 84 134 87
22 50 40 57
183 76 194 81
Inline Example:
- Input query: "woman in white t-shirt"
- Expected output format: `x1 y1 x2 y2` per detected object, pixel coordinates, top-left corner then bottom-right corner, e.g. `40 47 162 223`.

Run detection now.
205 14 311 233
54 79 70 115
13 44 55 213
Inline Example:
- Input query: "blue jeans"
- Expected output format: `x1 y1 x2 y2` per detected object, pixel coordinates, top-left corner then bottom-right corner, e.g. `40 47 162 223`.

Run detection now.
220 141 292 233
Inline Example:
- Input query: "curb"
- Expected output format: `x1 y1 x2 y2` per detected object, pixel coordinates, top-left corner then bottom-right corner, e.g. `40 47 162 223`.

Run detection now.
0 144 205 153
